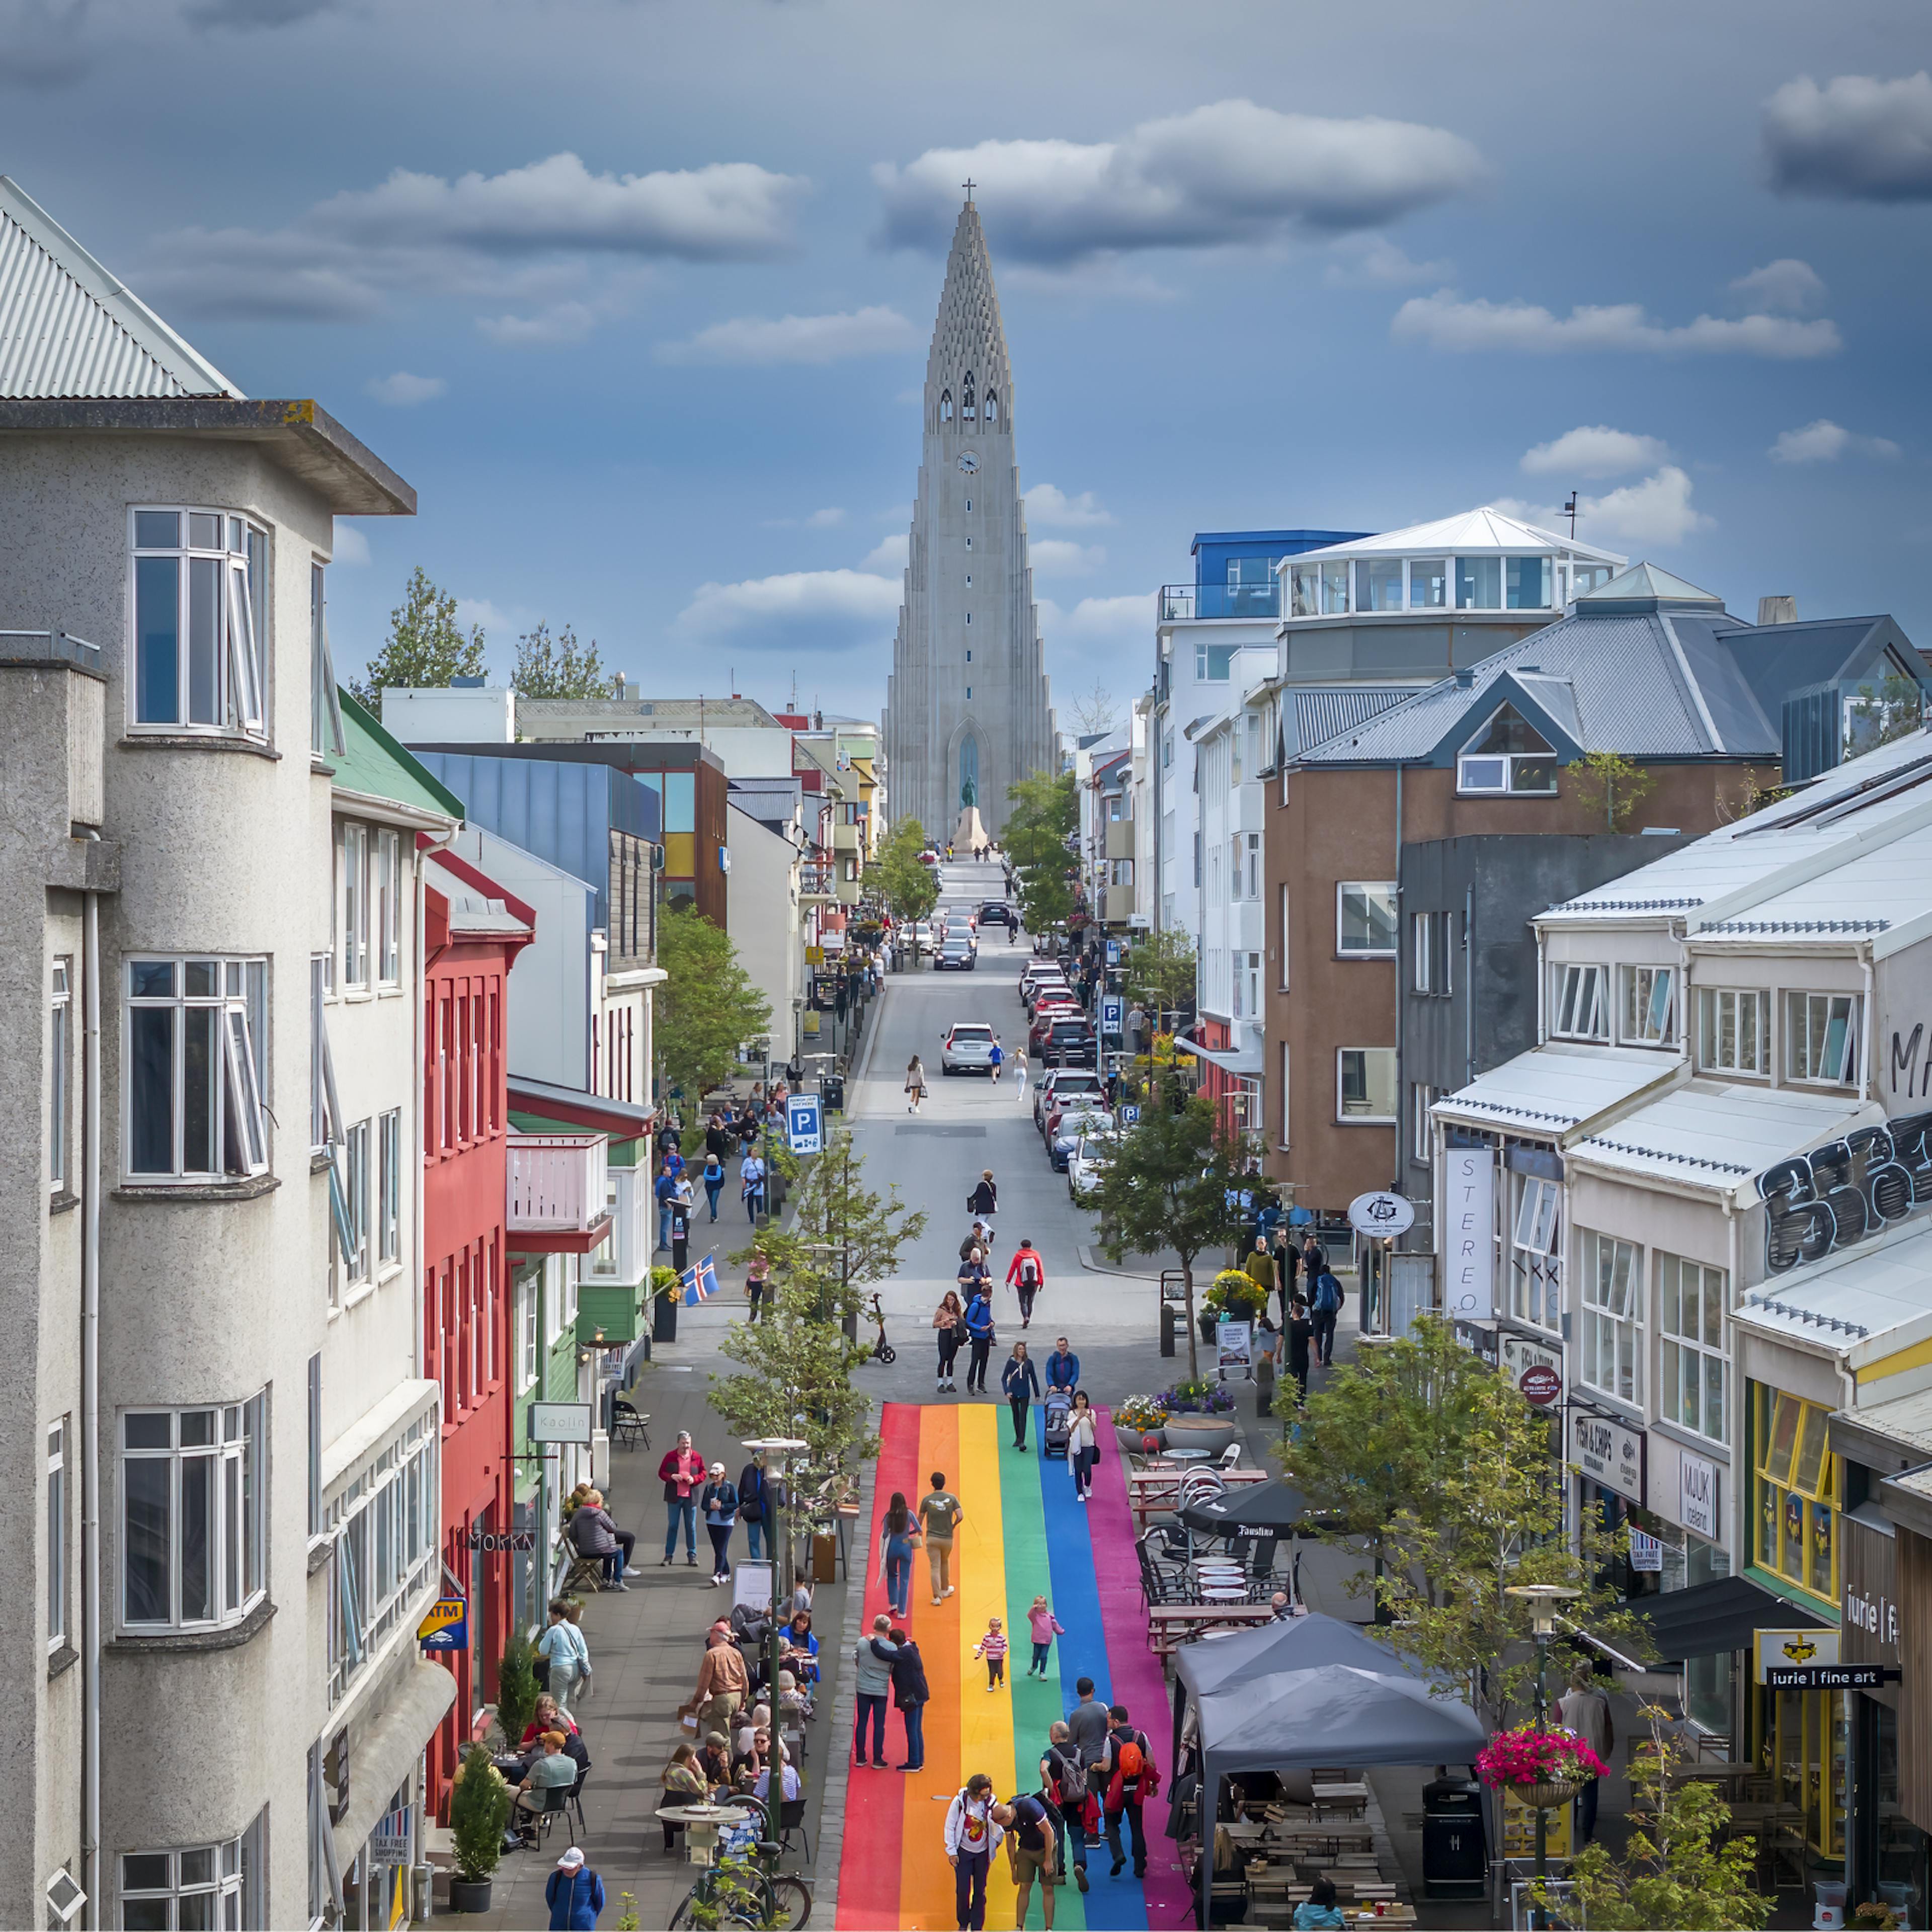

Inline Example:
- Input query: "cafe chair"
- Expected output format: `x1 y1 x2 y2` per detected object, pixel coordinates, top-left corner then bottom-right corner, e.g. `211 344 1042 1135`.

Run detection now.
777 1796 812 1864
611 1399 651 1452
566 1767 591 1843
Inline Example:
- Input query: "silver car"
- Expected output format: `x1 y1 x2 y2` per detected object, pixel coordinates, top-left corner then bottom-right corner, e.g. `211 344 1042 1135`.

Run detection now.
1050 1104 1114 1170
1067 1134 1115 1202
941 1023 999 1074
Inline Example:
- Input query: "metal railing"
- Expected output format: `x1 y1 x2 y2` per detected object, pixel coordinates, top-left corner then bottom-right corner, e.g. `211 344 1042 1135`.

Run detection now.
507 1133 609 1232
1158 583 1281 622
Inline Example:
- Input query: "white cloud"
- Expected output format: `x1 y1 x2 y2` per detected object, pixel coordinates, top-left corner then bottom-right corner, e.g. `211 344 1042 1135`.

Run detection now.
1520 426 1670 479
330 524 371 567
874 100 1487 264
655 304 917 366
672 569 903 652
1322 235 1453 287
804 507 847 529
141 152 804 323
1498 467 1709 548
454 597 514 636
859 533 909 574
1392 290 1840 358
364 370 446 406
1731 258 1826 315
1030 539 1106 577
1024 483 1113 528
1764 72 1932 202
1037 592 1153 647
1768 419 1903 463
475 302 598 347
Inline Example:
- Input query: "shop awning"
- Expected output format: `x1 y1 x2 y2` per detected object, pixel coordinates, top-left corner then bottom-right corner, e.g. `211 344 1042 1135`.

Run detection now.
1617 1573 1830 1663
1173 1035 1263 1078
332 1659 457 1867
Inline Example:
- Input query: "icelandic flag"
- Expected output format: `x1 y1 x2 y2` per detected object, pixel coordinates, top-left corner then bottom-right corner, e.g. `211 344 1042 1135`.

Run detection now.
682 1252 719 1307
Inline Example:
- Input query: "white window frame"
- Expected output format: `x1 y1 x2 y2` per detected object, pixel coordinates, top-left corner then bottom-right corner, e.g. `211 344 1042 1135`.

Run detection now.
48 1418 66 1653
378 1107 402 1267
375 828 402 987
1551 963 1608 1042
1579 1228 1643 1406
309 955 335 1154
1336 1046 1397 1122
124 956 270 1182
518 1277 539 1392
344 1119 372 1285
1619 964 1675 1046
1244 832 1261 900
1336 881 1397 957
1411 1084 1436 1165
128 508 268 740
50 956 71 1192
119 1813 264 1932
1657 1251 1729 1442
1784 991 1860 1086
1278 1041 1291 1150
118 1395 265 1635
1509 1173 1563 1333
324 1409 437 1708
338 824 370 992
1696 987 1768 1077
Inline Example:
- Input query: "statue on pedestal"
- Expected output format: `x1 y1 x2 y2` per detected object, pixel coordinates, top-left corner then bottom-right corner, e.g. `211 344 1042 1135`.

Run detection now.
960 773 978 810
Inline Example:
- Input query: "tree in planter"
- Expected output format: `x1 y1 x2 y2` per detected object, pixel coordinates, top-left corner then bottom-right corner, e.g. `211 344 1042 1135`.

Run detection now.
1083 1089 1250 1381
877 815 939 948
449 1745 514 1900
1280 1315 1644 1731
496 1631 540 1749
656 905 773 1129
1530 1706 1772 1930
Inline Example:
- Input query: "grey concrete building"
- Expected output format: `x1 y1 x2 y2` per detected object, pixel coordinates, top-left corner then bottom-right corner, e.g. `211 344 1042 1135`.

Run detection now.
881 198 1056 840
0 176 448 1930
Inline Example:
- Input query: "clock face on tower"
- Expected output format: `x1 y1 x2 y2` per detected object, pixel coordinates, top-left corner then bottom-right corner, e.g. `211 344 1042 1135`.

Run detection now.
957 452 979 474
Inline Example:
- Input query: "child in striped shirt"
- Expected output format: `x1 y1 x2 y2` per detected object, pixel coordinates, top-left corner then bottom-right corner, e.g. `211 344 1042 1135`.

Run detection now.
973 1616 1008 1689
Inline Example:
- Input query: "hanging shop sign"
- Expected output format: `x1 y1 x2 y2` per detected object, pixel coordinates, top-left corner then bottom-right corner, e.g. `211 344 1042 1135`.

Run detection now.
1754 1627 1841 1682
1571 1407 1645 1506
1347 1190 1416 1240
1442 1150 1494 1321
1518 1363 1563 1408
1679 1452 1721 1541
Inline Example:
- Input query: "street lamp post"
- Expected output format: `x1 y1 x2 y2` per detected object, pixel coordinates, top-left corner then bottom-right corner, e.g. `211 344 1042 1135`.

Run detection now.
1504 1582 1580 1925
742 1436 809 1741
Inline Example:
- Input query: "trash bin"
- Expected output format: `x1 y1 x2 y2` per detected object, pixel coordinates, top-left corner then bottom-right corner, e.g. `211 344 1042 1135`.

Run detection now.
1160 1303 1178 1357
652 1292 678 1344
822 1073 846 1114
1421 1774 1486 1899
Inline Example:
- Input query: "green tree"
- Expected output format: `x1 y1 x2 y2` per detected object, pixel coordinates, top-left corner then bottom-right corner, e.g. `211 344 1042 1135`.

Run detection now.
1004 769 1078 933
449 1745 513 1886
656 906 773 1122
514 621 618 699
495 1630 540 1747
1568 749 1656 832
1281 1315 1641 1730
1123 927 1197 1031
350 565 487 715
1084 1088 1249 1381
875 815 939 956
1534 1707 1772 1930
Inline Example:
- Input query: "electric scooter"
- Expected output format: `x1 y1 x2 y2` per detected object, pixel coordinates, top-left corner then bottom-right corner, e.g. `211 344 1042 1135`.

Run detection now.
867 1293 897 1364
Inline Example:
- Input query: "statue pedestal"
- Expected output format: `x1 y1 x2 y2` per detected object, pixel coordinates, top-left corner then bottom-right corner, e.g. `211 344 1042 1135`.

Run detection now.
953 807 989 852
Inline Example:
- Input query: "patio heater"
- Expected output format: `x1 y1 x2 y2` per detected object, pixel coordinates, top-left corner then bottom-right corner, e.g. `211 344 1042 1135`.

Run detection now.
1504 1582 1580 1921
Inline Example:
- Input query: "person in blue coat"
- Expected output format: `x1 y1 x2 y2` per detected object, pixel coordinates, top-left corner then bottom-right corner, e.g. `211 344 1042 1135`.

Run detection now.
1001 1341 1041 1451
545 1847 604 1928
963 1285 996 1394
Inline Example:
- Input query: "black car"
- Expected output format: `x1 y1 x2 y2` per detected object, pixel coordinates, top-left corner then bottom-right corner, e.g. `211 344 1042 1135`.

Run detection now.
980 900 1013 929
1039 1017 1097 1068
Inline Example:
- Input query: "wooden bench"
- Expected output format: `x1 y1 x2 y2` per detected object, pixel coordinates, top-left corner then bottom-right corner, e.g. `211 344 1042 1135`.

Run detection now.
1147 1602 1280 1654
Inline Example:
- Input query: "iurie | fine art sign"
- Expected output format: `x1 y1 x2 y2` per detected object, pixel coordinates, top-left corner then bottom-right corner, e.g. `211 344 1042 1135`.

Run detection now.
1442 1150 1494 1320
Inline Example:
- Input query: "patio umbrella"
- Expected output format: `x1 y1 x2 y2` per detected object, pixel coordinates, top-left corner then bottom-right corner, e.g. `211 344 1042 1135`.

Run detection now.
1177 1478 1312 1540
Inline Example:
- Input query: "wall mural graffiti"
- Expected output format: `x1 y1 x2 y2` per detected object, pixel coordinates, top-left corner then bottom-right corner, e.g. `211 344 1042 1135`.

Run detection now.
1755 1112 1932 1272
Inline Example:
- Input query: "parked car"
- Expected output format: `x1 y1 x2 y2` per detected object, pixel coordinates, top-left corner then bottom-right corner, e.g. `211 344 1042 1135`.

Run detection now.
935 938 976 972
1027 1001 1085 1053
980 900 1014 930
941 1022 999 1074
1038 1016 1097 1068
1034 1068 1104 1130
1067 1135 1115 1202
1049 1104 1115 1170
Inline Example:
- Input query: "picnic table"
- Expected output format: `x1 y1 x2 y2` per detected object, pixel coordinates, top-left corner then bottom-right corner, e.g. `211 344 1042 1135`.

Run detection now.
1129 1465 1269 1527
1312 1781 1370 1817
1147 1602 1280 1654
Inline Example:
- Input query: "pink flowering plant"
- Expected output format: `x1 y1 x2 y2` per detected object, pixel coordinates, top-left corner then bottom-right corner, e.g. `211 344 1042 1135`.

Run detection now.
1476 1723 1607 1790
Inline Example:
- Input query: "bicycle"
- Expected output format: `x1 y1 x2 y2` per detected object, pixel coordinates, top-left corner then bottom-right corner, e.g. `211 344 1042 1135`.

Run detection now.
667 1794 813 1929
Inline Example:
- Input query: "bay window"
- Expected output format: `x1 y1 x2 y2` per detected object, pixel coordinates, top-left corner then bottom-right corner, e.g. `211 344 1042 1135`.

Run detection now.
1289 564 1319 619
120 1813 264 1931
325 1408 437 1706
125 957 269 1180
1509 1174 1562 1331
1697 987 1767 1076
1409 558 1448 609
120 1396 265 1633
1784 991 1859 1085
1354 557 1404 612
1579 1229 1643 1404
1320 561 1350 615
130 509 267 737
1456 556 1502 610
1506 556 1551 609
1658 1251 1728 1440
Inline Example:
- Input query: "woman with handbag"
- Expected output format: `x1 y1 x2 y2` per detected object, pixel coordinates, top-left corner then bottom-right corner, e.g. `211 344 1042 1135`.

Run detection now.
932 1291 967 1393
905 1055 927 1115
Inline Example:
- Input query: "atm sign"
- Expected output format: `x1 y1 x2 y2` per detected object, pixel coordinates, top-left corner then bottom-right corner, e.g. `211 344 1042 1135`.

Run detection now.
418 1596 468 1652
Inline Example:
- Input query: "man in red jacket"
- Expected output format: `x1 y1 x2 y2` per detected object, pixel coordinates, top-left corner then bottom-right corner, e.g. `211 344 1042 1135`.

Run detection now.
1006 1240 1046 1329
658 1430 705 1567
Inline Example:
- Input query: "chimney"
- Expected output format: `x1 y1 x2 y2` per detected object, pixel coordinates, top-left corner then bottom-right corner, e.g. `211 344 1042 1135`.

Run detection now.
1757 596 1798 625
1454 667 1475 688
614 672 628 699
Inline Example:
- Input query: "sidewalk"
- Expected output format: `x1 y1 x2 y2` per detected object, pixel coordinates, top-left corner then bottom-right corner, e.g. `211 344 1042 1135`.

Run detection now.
451 1331 848 1928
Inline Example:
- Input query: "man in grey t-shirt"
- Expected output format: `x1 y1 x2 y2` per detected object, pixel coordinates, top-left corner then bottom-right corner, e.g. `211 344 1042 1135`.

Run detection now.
919 1471 964 1604
1065 1676 1111 1770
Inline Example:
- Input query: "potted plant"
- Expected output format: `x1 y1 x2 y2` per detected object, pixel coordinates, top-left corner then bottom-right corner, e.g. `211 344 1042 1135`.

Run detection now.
497 1633 540 1751
1114 1392 1169 1457
1476 1723 1608 1811
1202 1269 1267 1339
651 1262 682 1342
448 1744 513 1913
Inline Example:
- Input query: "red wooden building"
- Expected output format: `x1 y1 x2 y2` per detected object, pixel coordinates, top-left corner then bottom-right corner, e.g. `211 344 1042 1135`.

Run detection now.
419 846 534 1819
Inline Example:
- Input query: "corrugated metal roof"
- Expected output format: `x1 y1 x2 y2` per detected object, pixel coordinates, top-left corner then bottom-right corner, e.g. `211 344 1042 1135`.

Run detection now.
1579 561 1723 608
1432 1042 1677 1133
332 690 465 822
1733 1218 1932 1363
1290 686 1415 755
0 177 239 399
1291 505 1624 566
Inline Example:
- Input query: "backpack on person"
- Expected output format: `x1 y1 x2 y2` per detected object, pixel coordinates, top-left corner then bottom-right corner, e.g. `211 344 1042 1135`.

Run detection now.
1314 1273 1343 1315
1019 1254 1039 1287
1106 1731 1160 1809
1049 1746 1087 1806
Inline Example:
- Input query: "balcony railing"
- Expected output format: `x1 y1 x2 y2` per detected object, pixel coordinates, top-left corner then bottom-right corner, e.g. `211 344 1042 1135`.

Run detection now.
507 1133 611 1253
1158 583 1282 622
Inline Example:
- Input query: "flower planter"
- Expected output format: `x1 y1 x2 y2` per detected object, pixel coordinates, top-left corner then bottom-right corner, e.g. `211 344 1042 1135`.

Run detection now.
1117 1423 1163 1458
1505 1779 1587 1811
449 1877 494 1915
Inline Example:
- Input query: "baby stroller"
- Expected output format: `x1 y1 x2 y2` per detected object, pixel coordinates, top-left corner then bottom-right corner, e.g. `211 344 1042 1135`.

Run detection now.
1041 1388 1073 1460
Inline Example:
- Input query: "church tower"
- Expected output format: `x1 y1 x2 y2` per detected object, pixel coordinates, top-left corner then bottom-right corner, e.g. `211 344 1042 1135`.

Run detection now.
882 197 1057 842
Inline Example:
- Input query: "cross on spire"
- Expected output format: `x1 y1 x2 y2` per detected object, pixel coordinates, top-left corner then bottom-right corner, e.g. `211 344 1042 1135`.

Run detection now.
962 179 975 202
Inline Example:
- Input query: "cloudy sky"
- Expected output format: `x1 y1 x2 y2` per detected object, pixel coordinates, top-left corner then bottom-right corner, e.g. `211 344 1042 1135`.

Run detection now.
9 0 1932 718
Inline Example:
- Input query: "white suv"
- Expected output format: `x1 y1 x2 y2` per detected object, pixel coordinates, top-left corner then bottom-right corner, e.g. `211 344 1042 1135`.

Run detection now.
941 1023 999 1074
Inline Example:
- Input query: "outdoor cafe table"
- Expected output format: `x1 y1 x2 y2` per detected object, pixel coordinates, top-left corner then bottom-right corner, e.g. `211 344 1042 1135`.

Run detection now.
1130 1467 1269 1528
1147 1602 1279 1654
1311 1781 1370 1815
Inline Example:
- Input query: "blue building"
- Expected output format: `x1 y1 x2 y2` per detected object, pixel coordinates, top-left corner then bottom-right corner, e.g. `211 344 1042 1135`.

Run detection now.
1163 528 1372 625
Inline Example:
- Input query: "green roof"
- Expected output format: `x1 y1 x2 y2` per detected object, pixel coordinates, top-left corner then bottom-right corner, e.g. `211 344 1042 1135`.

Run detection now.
333 688 466 820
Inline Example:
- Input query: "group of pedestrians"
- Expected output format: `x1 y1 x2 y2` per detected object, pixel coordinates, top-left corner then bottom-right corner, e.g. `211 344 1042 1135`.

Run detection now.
656 1430 774 1583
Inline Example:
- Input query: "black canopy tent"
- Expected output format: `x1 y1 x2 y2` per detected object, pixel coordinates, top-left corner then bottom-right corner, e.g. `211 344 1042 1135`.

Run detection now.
1616 1573 1829 1663
1172 1616 1488 1928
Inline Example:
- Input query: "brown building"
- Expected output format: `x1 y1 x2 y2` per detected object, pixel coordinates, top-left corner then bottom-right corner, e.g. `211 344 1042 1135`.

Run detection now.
1265 564 1805 1217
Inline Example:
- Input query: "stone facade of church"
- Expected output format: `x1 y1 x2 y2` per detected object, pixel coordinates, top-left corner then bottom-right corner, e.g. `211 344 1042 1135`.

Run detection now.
881 201 1057 841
